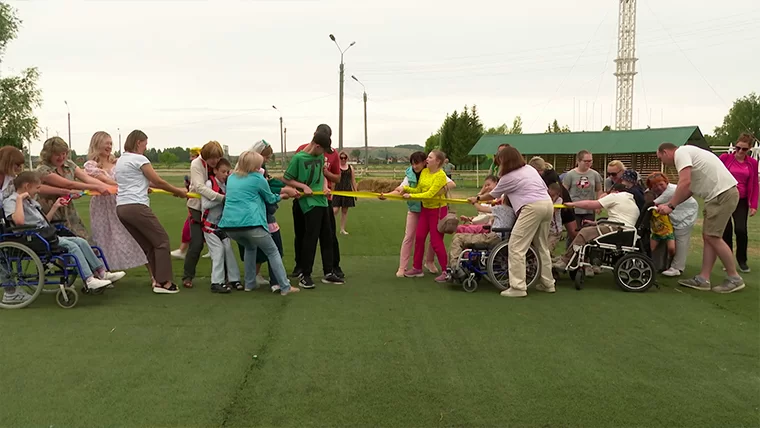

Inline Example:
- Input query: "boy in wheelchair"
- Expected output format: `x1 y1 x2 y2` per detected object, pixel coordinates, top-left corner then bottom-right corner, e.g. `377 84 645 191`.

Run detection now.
446 197 516 282
552 183 640 272
3 172 125 301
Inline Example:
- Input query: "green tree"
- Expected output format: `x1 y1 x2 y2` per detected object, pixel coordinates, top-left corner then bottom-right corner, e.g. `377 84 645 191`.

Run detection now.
159 151 178 166
712 92 760 146
424 132 440 152
485 115 523 135
350 149 361 161
545 119 571 133
602 125 611 131
0 3 41 149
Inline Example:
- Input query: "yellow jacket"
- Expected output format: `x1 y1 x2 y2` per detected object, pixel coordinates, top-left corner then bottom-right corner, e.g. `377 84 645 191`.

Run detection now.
403 168 448 209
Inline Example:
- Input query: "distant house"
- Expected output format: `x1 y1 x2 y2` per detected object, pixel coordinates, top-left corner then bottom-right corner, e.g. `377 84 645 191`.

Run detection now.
468 126 709 182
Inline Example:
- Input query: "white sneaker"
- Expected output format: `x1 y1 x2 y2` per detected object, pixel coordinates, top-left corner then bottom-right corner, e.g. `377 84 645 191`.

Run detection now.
256 275 270 286
270 284 281 293
86 277 112 290
202 252 211 259
103 271 126 283
2 288 33 304
662 268 681 277
171 249 187 260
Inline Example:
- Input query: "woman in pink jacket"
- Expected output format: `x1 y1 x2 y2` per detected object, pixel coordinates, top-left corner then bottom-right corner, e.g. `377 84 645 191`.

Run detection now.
720 133 759 273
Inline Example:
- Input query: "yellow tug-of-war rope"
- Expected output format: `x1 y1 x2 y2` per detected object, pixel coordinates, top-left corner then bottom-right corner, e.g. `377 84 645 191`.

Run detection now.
81 188 568 209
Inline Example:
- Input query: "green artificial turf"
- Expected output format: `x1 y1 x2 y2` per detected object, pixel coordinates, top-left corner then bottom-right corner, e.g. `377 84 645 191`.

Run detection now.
1 192 758 427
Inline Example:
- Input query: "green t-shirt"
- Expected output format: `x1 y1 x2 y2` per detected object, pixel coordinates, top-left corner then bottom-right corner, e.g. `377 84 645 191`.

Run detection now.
284 151 327 213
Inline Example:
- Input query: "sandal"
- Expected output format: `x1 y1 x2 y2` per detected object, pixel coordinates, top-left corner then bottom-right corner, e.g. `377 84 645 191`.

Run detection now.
183 279 193 288
229 281 243 291
154 282 180 294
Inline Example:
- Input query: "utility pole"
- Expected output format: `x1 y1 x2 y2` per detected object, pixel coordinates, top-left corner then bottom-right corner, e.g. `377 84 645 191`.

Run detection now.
64 100 71 145
351 75 369 171
283 127 288 171
329 34 356 152
272 105 284 169
118 128 122 154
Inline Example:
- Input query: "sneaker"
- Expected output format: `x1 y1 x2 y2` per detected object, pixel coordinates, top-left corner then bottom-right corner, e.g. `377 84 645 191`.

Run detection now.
424 263 439 274
712 277 746 294
395 270 405 278
244 282 258 292
290 267 303 278
153 283 180 294
552 259 568 271
678 276 711 291
256 275 270 286
404 268 424 278
229 281 243 291
299 275 315 289
434 273 449 283
500 288 528 297
334 267 345 280
270 284 281 293
585 267 595 278
535 283 556 293
170 249 186 260
86 277 111 290
280 286 300 296
661 268 681 277
340 230 349 235
103 271 126 283
210 283 231 294
322 273 345 284
738 263 751 273
202 252 211 259
2 288 33 304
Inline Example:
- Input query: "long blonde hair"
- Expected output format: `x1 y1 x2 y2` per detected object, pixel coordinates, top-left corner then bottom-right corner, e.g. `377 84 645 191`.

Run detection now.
87 131 116 165
234 151 263 176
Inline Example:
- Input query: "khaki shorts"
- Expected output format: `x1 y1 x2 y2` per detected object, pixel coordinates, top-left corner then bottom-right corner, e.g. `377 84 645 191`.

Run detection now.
702 187 739 237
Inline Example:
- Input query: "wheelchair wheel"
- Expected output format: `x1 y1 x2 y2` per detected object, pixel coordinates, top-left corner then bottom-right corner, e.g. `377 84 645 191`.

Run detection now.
614 252 655 292
462 276 478 293
0 241 46 310
574 269 584 290
486 241 540 291
56 287 78 309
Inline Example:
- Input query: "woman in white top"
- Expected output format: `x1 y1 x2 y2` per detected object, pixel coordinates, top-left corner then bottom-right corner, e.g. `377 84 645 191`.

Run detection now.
646 172 698 277
115 130 187 294
84 131 149 275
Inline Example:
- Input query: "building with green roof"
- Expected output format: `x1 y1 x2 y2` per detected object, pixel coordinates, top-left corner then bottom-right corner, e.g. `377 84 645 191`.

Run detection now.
469 126 707 181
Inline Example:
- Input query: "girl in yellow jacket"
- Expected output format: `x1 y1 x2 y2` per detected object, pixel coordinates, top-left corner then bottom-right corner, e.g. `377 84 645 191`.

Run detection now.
401 150 450 282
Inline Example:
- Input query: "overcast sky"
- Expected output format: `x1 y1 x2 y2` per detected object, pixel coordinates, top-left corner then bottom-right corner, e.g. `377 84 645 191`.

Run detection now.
2 0 757 156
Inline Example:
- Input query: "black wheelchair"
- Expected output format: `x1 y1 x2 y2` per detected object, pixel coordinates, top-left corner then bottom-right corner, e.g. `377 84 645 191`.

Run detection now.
0 209 111 309
564 205 658 292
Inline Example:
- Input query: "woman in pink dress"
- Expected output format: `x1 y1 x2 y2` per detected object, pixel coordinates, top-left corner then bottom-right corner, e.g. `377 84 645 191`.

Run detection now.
84 131 153 282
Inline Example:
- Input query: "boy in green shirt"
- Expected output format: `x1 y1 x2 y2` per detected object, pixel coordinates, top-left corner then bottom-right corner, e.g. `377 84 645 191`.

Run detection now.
283 131 341 289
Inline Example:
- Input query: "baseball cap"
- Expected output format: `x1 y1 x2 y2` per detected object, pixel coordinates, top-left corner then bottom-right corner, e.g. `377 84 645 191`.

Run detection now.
313 131 333 154
315 124 332 137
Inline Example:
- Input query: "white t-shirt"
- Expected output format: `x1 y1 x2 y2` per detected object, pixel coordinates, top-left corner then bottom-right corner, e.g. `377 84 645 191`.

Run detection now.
674 145 737 202
115 152 151 207
598 192 640 227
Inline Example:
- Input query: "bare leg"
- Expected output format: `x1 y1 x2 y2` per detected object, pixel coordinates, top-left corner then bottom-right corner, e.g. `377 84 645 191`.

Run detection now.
340 207 349 233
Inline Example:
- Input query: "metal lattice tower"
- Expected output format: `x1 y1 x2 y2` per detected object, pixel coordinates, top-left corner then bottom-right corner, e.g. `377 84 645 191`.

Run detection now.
614 0 638 130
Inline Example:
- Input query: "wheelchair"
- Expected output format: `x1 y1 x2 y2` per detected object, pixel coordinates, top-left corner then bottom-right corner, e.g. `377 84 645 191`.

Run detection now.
450 226 541 293
563 205 657 292
0 211 111 309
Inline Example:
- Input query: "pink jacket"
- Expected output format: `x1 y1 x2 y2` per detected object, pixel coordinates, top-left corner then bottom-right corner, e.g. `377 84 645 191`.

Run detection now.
720 153 759 210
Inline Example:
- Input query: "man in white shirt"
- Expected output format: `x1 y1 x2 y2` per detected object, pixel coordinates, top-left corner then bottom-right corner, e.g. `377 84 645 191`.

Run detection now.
553 183 640 270
656 142 743 293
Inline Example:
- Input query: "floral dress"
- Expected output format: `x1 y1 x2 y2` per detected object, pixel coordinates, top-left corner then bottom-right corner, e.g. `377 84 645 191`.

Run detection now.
36 159 90 240
84 161 148 270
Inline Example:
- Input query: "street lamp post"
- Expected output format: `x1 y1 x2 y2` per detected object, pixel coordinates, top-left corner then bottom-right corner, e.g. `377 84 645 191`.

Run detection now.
351 75 368 170
117 128 122 155
329 34 355 152
64 101 71 145
272 105 285 169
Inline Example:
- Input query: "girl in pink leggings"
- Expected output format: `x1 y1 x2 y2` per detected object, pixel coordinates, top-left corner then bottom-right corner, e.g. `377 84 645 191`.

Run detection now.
382 151 455 277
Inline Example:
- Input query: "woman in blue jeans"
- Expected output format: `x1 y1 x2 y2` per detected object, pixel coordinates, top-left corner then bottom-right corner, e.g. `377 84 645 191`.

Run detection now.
219 150 300 295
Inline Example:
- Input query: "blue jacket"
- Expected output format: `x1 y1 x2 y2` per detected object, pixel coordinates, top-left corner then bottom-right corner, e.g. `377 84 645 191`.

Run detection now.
219 172 281 230
405 166 422 213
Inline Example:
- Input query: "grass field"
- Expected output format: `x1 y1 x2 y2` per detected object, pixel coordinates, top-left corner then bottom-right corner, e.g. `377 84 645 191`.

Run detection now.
1 185 759 427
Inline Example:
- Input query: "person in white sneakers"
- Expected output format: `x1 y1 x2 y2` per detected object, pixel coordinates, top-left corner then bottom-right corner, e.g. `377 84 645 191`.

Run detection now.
3 172 125 301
